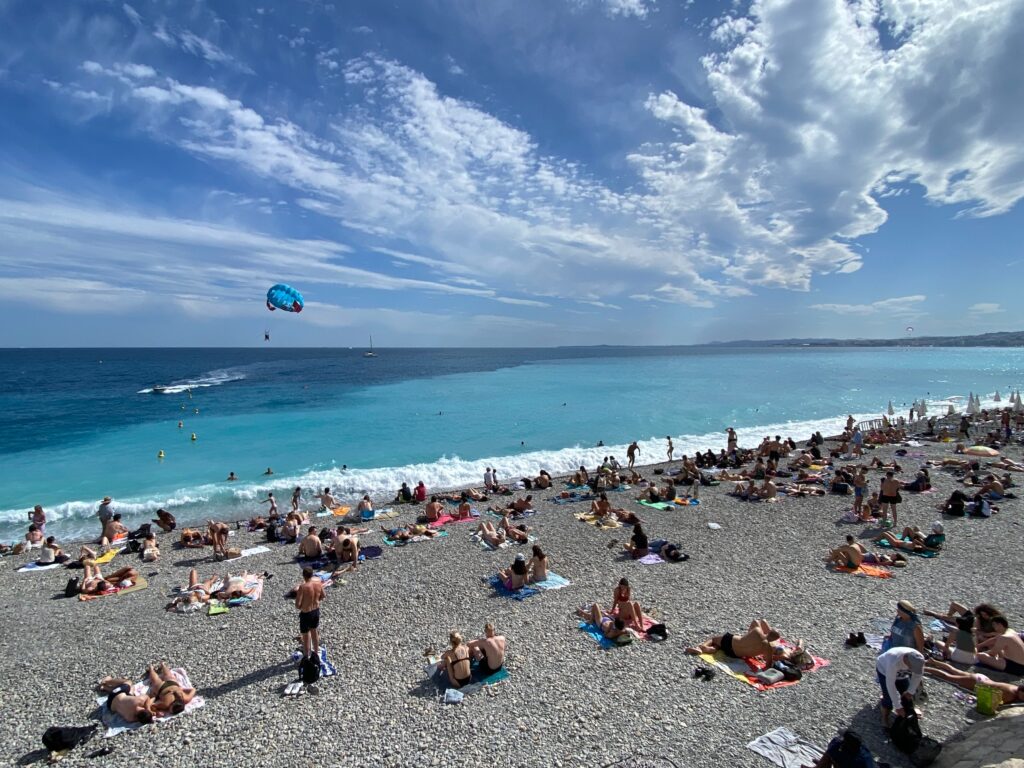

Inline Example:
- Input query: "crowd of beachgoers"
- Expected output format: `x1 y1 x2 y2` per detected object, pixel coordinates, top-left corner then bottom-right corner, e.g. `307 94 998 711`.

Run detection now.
1 404 1022 767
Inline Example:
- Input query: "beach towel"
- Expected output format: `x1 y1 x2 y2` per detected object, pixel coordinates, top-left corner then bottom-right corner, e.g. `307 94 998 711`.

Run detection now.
638 500 675 511
877 538 940 557
95 668 204 738
225 576 265 606
426 657 509 695
832 563 893 579
207 602 229 615
329 506 351 517
472 532 510 550
79 576 149 602
360 545 383 560
698 642 829 691
530 572 571 591
575 513 621 529
551 494 594 505
427 512 480 528
16 561 63 572
289 647 337 678
638 553 665 565
229 545 271 560
93 547 123 565
746 727 824 768
578 621 632 649
381 530 448 547
673 498 700 506
486 575 539 600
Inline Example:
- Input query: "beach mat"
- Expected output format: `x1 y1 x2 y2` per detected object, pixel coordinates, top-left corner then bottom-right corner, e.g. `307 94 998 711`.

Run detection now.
698 642 828 691
531 572 571 591
638 500 676 511
426 657 509 696
746 727 824 768
877 538 940 557
427 512 480 528
17 561 63 572
552 495 594 505
579 621 620 649
575 513 621 529
832 563 893 579
228 545 271 561
638 553 665 565
79 576 149 602
95 667 204 738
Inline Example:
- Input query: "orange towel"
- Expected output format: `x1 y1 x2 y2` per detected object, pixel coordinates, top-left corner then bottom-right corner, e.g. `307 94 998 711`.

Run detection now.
835 563 893 579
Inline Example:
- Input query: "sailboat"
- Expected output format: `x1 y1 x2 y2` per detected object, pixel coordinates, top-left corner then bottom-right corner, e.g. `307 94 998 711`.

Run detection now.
363 335 377 358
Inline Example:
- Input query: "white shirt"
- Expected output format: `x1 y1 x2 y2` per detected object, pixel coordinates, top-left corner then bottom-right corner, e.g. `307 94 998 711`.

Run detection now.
876 647 923 707
483 470 495 487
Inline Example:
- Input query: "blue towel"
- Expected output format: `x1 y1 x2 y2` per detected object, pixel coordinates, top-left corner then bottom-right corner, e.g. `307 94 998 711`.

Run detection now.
360 545 383 559
578 621 616 649
487 575 539 600
318 647 337 677
532 572 571 590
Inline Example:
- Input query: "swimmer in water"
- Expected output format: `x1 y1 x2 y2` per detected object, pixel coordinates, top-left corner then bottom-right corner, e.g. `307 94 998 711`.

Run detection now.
158 450 165 460
194 408 199 414
227 472 237 481
190 433 197 442
264 467 274 476
177 421 183 429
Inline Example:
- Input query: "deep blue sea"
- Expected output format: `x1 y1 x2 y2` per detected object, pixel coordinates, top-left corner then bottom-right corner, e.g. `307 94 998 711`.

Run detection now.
2 346 1021 541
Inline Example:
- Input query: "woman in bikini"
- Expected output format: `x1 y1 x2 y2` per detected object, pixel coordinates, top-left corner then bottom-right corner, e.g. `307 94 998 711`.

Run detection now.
442 632 473 689
147 662 197 715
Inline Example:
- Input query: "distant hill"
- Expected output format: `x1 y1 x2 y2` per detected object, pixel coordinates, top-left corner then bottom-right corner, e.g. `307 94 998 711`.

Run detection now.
707 331 1024 348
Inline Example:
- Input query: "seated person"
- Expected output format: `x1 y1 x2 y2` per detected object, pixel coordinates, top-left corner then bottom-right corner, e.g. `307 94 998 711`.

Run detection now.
623 523 649 559
637 484 664 502
315 487 338 510
527 544 548 582
902 470 931 492
141 532 160 562
978 475 1005 499
940 489 968 516
333 531 359 564
685 619 786 661
874 523 945 553
442 632 473 689
730 480 758 500
497 552 529 590
179 528 204 548
813 731 877 768
509 495 533 515
100 514 129 546
152 508 176 532
278 516 299 544
394 483 414 503
356 494 374 515
570 466 590 486
827 535 865 569
935 612 977 664
925 658 1024 706
590 492 624 520
24 524 44 548
247 515 267 531
467 623 506 676
534 470 553 489
96 677 155 724
37 536 68 565
454 494 474 520
576 602 635 643
298 526 324 561
414 481 428 502
146 662 197 716
975 616 1024 676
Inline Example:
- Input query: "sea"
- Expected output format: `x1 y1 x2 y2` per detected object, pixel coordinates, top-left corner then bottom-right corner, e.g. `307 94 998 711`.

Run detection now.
2 346 1021 542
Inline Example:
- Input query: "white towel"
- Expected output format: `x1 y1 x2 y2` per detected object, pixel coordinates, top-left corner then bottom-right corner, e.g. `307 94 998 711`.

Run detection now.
746 727 823 768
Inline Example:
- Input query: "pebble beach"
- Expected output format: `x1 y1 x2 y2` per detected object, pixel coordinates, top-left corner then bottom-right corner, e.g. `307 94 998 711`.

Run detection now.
1 425 1022 768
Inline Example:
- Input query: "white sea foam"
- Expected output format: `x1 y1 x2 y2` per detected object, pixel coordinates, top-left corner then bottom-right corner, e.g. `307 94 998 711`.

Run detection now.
137 368 246 395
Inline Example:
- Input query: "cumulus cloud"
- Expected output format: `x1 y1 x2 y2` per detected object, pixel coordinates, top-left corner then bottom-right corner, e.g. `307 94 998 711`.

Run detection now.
810 295 927 316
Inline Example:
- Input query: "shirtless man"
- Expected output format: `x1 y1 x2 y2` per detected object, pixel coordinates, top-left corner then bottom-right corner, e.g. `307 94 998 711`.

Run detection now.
879 472 902 527
422 496 444 523
298 526 323 561
510 495 533 515
263 492 278 516
827 535 865 569
979 475 1005 499
755 477 777 500
333 530 359 564
207 520 230 559
356 494 373 516
296 567 326 661
315 487 337 510
926 659 1024 705
685 619 784 661
97 678 155 724
627 441 640 469
976 616 1024 676
100 514 129 546
467 623 506 676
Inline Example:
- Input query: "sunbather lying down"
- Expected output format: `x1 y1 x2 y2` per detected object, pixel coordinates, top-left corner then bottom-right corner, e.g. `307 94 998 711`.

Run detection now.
826 535 907 569
685 619 811 665
99 663 197 718
926 658 1024 706
576 603 636 644
81 565 138 595
476 516 530 547
381 523 438 541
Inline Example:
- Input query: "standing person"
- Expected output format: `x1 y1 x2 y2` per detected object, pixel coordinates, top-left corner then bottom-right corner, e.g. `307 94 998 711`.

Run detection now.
666 437 674 462
97 496 114 538
879 472 902 527
627 441 640 469
484 467 495 490
875 647 925 727
263 492 278 516
853 468 868 519
28 505 46 535
958 415 971 440
851 426 864 458
291 487 302 514
726 427 738 452
296 567 326 661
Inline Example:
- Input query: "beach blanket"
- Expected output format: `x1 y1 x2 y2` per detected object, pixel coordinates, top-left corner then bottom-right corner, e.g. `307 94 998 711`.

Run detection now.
638 553 665 565
93 547 123 565
228 545 271 561
427 511 480 528
329 506 351 517
79 576 149 602
746 727 824 768
360 545 383 560
487 575 539 600
425 657 509 696
832 563 893 579
575 513 621 529
551 494 595 505
697 643 829 691
579 614 660 648
95 667 204 738
225 576 265 606
877 538 940 557
638 500 676 511
530 572 571 591
381 530 448 547
16 561 63 572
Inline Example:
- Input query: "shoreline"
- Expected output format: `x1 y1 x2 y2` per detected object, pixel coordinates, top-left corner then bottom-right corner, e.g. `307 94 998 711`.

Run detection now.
1 407 1021 767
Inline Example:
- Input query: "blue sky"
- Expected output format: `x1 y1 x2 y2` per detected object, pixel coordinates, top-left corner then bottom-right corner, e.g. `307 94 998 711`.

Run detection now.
0 0 1021 347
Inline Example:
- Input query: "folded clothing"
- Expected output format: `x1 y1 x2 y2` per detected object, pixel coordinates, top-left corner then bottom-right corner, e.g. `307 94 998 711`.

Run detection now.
637 500 676 511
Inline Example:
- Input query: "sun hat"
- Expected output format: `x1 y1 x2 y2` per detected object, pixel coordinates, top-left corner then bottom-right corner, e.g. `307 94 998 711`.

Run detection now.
102 496 112 503
897 599 917 615
932 521 944 533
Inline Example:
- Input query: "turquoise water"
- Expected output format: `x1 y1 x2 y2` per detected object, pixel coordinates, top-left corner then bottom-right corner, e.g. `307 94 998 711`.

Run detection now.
1 346 1020 541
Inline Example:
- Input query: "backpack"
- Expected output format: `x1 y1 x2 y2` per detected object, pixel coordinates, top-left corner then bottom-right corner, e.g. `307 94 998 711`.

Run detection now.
300 654 320 685
266 524 279 543
646 623 668 640
126 539 142 554
42 724 97 752
889 712 923 754
64 578 81 598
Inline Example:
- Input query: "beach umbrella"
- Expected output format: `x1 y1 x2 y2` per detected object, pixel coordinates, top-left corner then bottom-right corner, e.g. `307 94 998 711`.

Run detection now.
887 400 895 416
994 390 1002 403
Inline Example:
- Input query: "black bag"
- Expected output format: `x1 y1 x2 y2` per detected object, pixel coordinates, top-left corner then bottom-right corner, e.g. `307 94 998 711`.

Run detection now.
889 712 923 754
42 724 97 752
647 623 668 640
266 524 279 543
300 654 320 685
64 578 81 598
910 736 942 767
126 539 142 554
831 481 850 495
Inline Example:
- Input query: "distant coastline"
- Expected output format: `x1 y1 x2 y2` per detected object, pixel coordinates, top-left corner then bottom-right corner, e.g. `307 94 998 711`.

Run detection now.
704 329 1024 348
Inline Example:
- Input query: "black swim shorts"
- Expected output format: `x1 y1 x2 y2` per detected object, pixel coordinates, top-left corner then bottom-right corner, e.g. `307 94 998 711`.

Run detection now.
720 632 737 658
299 608 320 634
106 683 130 711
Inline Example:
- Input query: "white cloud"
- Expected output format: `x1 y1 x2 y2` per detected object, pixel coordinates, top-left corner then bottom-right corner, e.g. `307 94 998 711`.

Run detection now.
968 302 1003 314
810 295 927 316
122 3 142 26
582 0 656 19
444 55 465 76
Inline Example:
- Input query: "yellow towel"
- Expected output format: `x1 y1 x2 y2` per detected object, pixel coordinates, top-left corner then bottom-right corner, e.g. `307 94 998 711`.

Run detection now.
93 547 120 564
575 514 621 529
331 506 351 517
